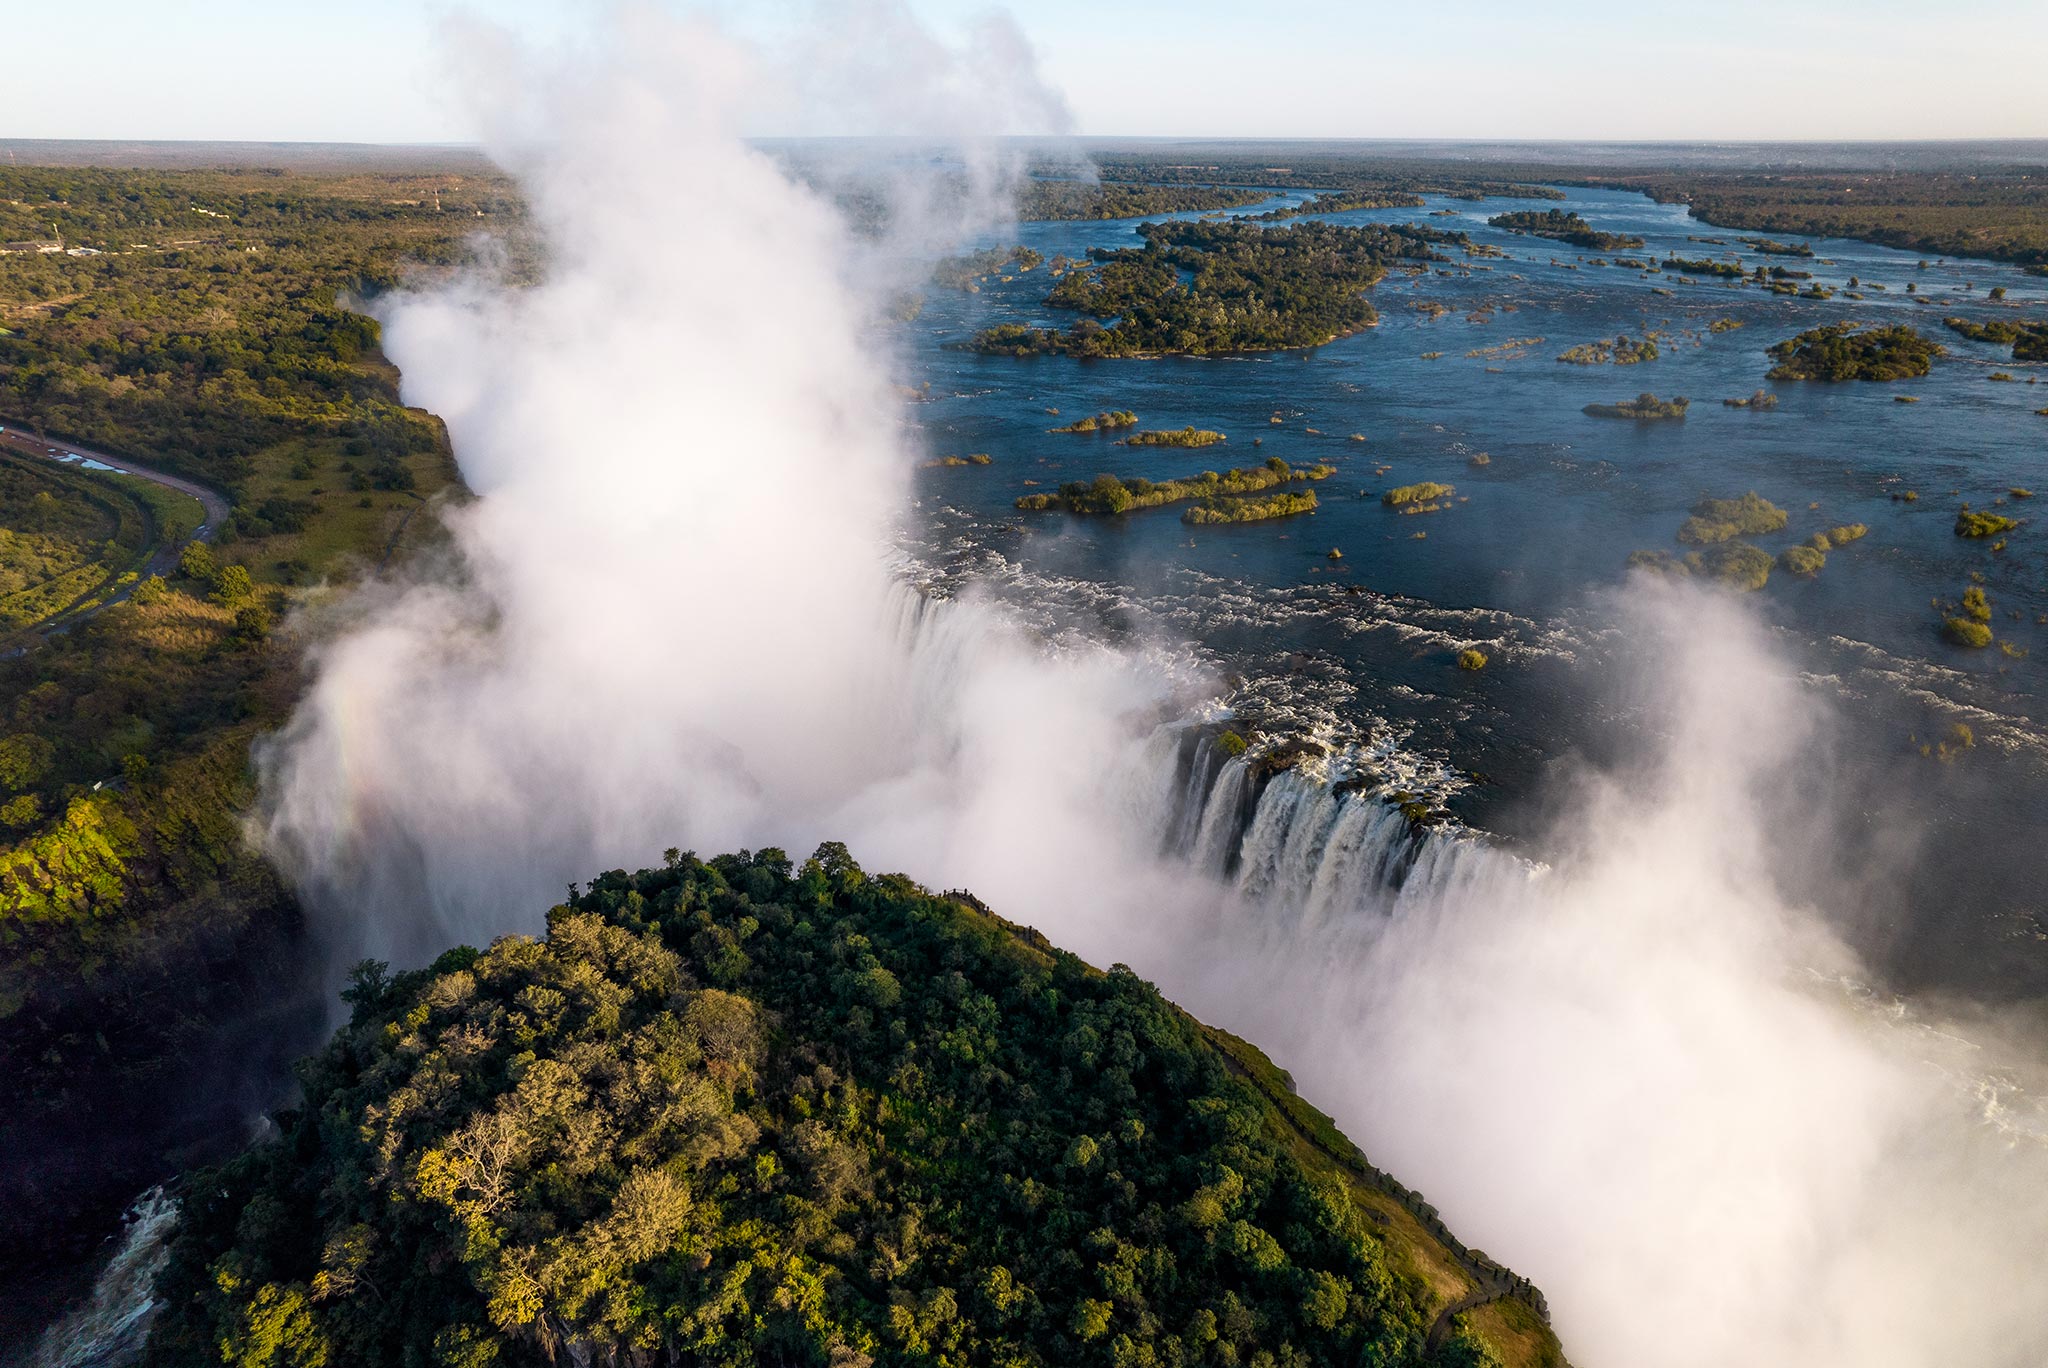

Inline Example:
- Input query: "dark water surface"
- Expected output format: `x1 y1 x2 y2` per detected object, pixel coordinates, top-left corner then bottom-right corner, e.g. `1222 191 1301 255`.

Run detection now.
905 185 2048 1001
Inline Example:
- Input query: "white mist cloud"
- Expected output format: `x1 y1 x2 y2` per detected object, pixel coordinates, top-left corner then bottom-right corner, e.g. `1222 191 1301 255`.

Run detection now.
257 4 1164 969
257 8 2048 1366
1185 584 2048 1367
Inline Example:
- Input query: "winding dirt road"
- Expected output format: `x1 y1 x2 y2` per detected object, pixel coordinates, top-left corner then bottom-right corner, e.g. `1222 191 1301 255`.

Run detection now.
0 422 230 540
0 420 231 648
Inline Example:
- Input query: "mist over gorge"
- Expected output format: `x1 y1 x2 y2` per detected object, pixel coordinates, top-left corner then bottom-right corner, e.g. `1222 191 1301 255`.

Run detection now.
12 7 2040 1368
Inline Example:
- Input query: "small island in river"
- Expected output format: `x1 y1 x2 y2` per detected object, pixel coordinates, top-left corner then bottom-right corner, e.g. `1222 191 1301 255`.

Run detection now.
967 219 1465 358
1943 316 2048 362
1049 409 1139 433
1766 323 1945 381
1585 393 1690 420
1123 426 1227 448
1488 208 1646 251
1016 456 1334 515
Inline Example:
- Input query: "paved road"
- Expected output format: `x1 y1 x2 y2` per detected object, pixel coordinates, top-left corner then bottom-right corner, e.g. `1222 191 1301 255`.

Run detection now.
0 422 230 540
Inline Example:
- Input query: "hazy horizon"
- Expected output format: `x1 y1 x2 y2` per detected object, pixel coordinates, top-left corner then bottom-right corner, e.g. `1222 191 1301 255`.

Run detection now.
8 0 2048 145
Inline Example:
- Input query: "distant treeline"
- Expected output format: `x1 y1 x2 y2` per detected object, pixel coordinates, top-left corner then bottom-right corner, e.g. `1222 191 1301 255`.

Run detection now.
1073 153 1565 204
1582 169 2048 268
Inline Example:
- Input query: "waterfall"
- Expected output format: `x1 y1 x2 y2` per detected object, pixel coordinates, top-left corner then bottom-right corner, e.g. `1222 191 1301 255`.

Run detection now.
28 1187 179 1368
1158 723 1539 935
1190 757 1253 877
1161 732 1227 859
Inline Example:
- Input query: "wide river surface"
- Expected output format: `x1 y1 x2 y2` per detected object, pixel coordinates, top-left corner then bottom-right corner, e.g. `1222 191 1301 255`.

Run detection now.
904 183 2048 1001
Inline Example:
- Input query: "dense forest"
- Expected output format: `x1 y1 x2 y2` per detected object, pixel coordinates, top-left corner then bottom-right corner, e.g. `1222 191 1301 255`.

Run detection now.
141 846 1556 1368
968 220 1465 358
1765 324 1945 381
0 164 481 1314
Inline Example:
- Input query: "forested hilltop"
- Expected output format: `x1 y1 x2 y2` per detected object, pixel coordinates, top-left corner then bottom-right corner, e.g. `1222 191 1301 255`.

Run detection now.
0 164 491 1320
143 845 1560 1368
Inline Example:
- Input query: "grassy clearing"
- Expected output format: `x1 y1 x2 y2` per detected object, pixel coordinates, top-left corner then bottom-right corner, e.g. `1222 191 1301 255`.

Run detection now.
0 453 163 630
213 433 455 587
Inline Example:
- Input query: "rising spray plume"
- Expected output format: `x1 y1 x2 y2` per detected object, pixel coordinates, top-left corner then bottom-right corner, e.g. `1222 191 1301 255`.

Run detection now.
249 8 2048 1367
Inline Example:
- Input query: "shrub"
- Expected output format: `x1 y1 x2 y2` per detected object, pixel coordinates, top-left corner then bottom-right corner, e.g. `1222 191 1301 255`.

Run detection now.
1777 545 1826 577
1943 617 1993 648
210 564 255 606
1677 492 1788 545
1686 543 1773 591
178 541 218 581
1382 482 1456 508
1456 648 1489 671
1584 393 1688 420
1956 510 2018 538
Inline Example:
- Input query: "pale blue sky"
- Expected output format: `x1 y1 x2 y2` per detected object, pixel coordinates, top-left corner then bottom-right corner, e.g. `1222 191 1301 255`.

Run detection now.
8 0 2047 143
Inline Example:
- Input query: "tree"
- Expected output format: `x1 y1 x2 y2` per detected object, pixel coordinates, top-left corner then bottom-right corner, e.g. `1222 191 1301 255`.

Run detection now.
234 603 273 642
178 541 217 581
211 564 255 607
0 733 55 791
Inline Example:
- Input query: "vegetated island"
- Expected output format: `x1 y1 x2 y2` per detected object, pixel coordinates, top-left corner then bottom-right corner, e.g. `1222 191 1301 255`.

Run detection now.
1487 209 1645 251
932 244 1044 289
1738 236 1815 257
1049 409 1138 434
1557 335 1659 365
1724 389 1778 409
1943 316 2048 362
1765 323 1945 381
1122 426 1226 448
1017 181 1272 221
1253 189 1426 221
1017 456 1334 516
1677 491 1787 545
140 846 1560 1368
965 218 1467 358
1584 392 1689 420
1382 482 1457 514
1956 508 2019 538
1628 543 1776 591
1661 255 1745 279
1775 522 1869 578
1184 488 1321 524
